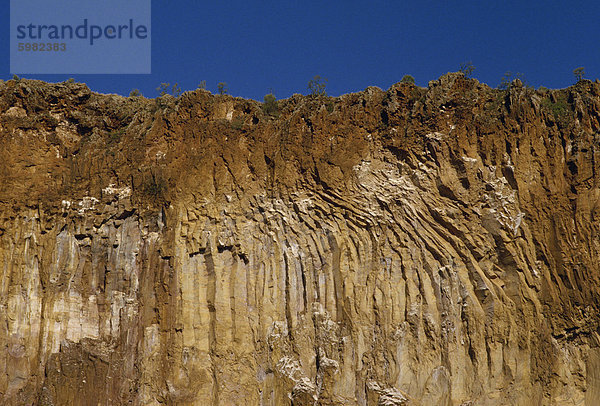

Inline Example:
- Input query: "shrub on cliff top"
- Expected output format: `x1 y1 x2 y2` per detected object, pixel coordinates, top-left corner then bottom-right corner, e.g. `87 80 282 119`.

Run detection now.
172 83 182 97
498 71 527 90
459 61 475 78
400 75 415 85
156 82 182 97
262 92 279 117
157 83 170 97
307 75 327 97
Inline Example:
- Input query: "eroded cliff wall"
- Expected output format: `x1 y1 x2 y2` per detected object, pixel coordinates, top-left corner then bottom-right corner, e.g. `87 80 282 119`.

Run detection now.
1 74 600 405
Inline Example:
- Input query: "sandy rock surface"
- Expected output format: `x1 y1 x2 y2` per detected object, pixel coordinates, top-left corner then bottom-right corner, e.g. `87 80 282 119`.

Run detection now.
1 75 600 405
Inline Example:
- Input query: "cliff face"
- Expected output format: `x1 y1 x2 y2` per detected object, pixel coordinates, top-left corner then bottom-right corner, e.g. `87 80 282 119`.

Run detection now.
1 74 600 405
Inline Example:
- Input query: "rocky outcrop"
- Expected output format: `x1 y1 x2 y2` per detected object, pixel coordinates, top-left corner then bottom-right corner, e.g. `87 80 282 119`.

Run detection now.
1 74 600 405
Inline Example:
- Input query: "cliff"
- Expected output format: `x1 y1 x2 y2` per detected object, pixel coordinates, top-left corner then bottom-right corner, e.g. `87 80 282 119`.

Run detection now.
1 74 600 405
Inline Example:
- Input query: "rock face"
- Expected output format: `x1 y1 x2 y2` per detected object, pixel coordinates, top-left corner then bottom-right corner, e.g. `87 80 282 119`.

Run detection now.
1 74 600 405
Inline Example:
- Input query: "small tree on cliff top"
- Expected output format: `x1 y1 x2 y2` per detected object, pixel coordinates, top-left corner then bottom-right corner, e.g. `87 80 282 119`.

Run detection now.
263 92 279 117
573 67 585 83
459 61 475 78
307 75 327 97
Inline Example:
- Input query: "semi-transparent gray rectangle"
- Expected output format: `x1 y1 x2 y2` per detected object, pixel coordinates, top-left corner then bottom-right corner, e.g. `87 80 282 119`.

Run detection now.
10 0 151 74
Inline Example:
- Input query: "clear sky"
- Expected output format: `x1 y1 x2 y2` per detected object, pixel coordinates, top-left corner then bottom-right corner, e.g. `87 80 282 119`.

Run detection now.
2 0 599 100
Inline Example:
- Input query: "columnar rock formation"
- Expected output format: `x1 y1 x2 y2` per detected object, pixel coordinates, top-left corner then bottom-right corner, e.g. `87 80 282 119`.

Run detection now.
1 74 600 405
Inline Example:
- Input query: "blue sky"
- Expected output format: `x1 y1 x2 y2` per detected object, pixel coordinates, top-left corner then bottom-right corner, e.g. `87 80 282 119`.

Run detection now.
3 0 599 100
